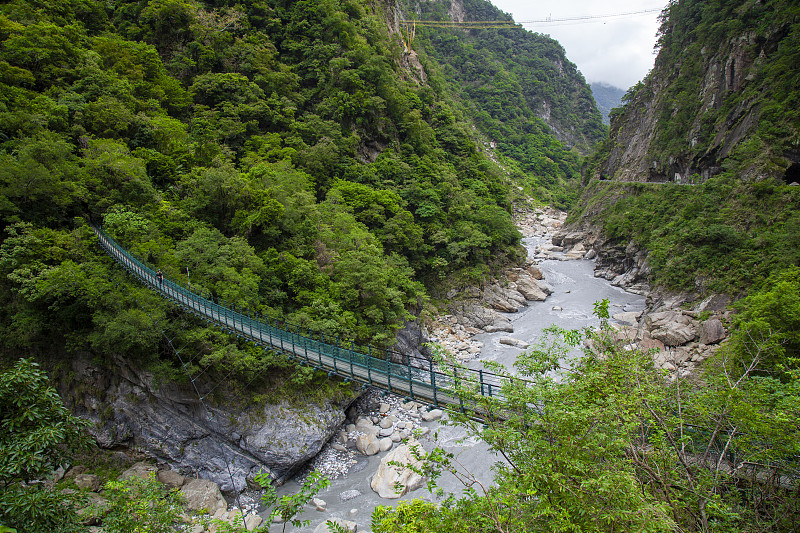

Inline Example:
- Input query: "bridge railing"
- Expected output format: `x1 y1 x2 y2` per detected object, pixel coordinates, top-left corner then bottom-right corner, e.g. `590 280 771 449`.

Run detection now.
93 225 509 407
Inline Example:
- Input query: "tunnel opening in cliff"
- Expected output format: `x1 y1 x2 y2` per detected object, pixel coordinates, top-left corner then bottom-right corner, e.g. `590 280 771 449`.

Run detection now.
784 162 800 185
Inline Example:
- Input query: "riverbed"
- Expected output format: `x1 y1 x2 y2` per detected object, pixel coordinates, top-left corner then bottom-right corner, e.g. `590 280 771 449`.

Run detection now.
266 234 646 533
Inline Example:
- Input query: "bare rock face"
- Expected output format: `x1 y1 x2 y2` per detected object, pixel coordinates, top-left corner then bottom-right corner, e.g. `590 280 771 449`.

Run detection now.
61 354 352 493
456 302 513 333
370 439 426 499
392 318 431 368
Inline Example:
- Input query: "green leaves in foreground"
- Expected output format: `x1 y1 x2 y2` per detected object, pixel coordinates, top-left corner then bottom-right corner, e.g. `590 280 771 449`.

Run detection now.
0 359 90 533
374 300 800 533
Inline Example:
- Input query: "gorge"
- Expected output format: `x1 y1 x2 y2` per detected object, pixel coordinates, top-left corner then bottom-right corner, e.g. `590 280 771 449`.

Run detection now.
1 0 799 532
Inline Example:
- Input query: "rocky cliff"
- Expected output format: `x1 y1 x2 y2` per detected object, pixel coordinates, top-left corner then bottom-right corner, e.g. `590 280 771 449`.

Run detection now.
397 0 606 154
593 0 800 184
57 354 356 493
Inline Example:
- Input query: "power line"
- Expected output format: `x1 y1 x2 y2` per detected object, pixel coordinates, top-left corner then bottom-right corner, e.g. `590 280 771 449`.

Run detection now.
517 8 662 24
399 8 662 29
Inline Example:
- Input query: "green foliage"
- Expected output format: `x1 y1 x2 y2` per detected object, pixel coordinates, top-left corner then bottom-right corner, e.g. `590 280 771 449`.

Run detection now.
0 359 90 533
100 473 186 533
0 359 89 484
725 266 800 376
211 470 330 533
375 302 800 532
585 175 800 292
0 0 594 402
403 0 603 210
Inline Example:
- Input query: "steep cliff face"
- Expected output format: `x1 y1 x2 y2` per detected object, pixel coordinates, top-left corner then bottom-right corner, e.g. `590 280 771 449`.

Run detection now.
58 354 354 492
572 0 800 296
594 0 800 184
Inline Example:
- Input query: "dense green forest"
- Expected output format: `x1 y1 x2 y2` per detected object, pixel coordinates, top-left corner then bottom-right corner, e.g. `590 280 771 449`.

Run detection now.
0 0 585 373
402 0 605 208
0 0 606 528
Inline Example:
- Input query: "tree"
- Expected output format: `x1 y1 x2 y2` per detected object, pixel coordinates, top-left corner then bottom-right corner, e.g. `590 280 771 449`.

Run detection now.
375 301 800 532
0 359 90 533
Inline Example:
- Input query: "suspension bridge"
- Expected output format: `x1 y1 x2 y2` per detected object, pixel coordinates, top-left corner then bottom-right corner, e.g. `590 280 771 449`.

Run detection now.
92 225 507 412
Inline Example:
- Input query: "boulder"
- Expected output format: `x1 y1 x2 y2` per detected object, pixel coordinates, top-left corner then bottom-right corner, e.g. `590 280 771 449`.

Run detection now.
527 265 544 279
457 303 513 332
314 519 358 533
637 335 665 352
421 409 443 422
312 497 327 511
157 469 186 489
73 474 102 492
370 439 426 499
339 489 361 501
120 462 157 480
379 437 393 452
245 514 263 529
515 278 548 301
699 318 726 345
498 337 530 349
612 312 640 326
650 323 696 346
483 319 514 333
355 419 379 436
356 434 380 456
534 279 554 295
181 478 227 513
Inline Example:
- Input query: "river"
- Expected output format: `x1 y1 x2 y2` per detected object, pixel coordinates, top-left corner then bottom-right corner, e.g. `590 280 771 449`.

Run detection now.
266 234 645 532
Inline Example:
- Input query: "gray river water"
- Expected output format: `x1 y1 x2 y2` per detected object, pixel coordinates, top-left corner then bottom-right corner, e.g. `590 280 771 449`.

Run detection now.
266 236 645 532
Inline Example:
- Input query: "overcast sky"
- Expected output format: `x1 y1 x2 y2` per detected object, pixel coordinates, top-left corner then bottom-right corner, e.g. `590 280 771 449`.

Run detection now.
489 0 668 89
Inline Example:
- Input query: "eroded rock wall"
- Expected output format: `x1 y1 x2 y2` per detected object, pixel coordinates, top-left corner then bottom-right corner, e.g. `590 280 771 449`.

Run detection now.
58 354 350 492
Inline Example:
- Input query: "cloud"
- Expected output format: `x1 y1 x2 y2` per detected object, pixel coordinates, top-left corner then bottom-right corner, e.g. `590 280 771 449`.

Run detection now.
490 0 666 89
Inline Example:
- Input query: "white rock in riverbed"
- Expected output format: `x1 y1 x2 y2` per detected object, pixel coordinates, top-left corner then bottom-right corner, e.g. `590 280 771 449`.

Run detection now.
370 439 426 499
499 337 530 349
356 434 380 456
421 409 443 422
312 498 327 511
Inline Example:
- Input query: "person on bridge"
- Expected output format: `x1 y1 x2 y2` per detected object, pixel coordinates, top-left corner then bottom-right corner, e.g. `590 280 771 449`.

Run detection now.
156 269 164 285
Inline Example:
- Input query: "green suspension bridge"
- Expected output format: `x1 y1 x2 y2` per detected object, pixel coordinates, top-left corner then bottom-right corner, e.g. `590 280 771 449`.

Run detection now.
93 225 507 411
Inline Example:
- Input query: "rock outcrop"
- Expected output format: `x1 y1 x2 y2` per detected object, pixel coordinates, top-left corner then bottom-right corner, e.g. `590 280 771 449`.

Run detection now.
60 354 354 493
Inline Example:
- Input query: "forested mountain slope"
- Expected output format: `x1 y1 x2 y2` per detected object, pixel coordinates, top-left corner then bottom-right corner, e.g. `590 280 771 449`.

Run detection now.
578 0 800 294
0 0 606 388
401 0 605 207
590 82 625 125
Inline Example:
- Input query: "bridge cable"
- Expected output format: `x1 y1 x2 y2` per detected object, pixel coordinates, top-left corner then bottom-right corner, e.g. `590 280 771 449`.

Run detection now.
139 303 251 531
